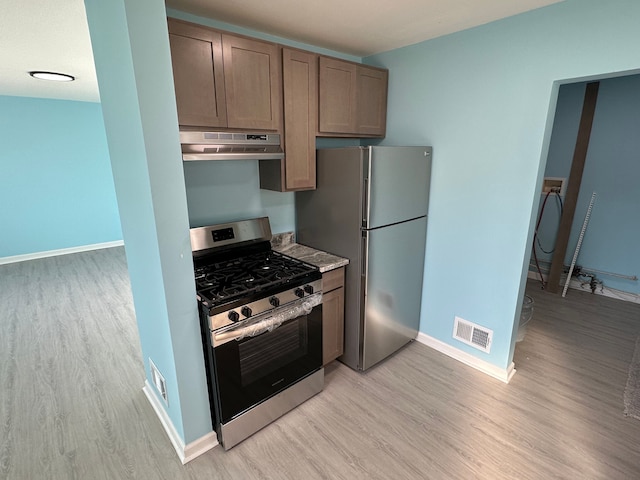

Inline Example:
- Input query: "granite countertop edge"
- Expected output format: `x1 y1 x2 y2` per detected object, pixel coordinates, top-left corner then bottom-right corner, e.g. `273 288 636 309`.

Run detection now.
271 232 349 273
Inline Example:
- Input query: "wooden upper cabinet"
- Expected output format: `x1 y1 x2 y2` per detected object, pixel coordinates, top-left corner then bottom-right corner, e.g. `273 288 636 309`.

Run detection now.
318 56 388 137
356 65 388 136
167 18 281 131
221 34 282 131
167 19 227 128
318 56 357 134
167 18 385 138
282 47 317 190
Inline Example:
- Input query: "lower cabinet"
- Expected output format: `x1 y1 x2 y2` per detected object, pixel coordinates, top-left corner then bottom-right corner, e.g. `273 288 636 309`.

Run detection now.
322 267 345 365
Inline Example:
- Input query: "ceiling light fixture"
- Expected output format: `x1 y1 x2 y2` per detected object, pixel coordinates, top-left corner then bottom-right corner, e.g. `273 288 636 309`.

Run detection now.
29 71 75 82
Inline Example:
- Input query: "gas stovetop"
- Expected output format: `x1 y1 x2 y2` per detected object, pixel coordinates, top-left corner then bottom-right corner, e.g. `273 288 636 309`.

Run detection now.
190 218 322 330
195 250 320 309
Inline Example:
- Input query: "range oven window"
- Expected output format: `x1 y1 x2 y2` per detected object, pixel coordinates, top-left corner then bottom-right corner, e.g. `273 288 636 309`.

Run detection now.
239 318 308 386
212 305 322 424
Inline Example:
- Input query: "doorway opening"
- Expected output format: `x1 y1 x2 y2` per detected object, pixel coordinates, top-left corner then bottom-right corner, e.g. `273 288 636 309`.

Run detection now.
517 70 640 346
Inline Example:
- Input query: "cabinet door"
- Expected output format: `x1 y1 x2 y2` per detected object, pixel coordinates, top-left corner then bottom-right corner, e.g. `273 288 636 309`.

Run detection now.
356 65 388 136
322 287 345 365
222 34 282 131
322 267 345 365
318 56 357 134
282 48 317 190
168 20 227 128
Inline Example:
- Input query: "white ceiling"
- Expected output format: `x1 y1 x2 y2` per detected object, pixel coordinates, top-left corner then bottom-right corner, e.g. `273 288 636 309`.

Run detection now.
1 0 98 102
0 0 563 103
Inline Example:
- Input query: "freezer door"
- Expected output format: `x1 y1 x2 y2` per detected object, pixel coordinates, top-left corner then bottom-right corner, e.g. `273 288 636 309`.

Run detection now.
366 146 431 229
361 216 427 370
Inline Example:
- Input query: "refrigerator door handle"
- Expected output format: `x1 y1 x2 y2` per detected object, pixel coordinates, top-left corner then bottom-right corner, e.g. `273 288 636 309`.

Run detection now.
362 176 369 228
361 231 368 279
359 229 369 369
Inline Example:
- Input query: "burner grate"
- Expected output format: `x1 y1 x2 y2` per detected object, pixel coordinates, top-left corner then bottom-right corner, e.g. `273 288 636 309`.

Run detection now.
195 251 318 307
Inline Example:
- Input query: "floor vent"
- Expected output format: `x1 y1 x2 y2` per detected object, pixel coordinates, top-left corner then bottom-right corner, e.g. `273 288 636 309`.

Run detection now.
453 316 493 353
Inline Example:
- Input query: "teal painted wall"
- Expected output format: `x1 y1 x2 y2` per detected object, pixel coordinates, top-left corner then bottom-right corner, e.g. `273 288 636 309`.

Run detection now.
0 96 121 258
534 75 640 295
184 137 360 232
365 0 640 369
85 0 210 444
182 161 296 232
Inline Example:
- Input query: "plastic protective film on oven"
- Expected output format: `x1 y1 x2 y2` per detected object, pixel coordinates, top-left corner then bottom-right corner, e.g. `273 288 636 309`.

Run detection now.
212 293 322 347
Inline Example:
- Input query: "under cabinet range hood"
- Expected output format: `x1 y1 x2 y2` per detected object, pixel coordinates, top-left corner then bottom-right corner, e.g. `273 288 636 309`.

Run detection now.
180 131 284 161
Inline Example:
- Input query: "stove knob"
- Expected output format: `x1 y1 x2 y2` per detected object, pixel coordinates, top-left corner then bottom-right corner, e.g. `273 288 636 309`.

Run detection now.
304 285 314 294
241 306 252 318
228 311 239 322
269 296 280 308
294 288 305 298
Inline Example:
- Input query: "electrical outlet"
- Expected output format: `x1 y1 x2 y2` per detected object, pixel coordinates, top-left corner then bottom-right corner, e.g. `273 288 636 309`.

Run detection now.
149 358 168 405
542 177 566 196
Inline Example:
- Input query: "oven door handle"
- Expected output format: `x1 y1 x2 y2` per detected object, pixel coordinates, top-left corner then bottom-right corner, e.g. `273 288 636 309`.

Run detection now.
212 293 322 347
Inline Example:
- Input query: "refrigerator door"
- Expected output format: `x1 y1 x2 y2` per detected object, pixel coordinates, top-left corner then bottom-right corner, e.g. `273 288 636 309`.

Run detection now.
361 216 427 370
366 146 432 229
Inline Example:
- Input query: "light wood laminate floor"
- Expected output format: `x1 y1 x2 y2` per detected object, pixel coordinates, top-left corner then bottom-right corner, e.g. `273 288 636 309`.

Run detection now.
1 248 639 479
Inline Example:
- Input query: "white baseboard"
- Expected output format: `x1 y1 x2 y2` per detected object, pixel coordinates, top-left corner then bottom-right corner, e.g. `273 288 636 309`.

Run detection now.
0 240 125 265
527 269 545 282
142 381 218 464
183 430 219 464
527 270 640 304
416 333 516 384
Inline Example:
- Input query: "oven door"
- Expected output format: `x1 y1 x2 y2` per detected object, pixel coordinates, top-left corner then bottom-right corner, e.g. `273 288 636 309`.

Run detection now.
211 294 323 425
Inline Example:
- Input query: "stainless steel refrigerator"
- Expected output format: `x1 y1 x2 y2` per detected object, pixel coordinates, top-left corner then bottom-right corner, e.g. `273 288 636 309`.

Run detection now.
296 146 432 371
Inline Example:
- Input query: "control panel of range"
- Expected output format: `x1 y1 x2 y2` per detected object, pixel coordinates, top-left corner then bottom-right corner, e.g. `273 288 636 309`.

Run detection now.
207 278 322 331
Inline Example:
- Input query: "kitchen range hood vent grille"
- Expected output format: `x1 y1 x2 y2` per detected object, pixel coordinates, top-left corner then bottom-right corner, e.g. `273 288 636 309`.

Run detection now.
179 130 284 161
453 316 492 353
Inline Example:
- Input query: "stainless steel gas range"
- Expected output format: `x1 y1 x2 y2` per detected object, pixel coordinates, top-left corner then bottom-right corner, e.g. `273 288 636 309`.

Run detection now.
190 217 323 450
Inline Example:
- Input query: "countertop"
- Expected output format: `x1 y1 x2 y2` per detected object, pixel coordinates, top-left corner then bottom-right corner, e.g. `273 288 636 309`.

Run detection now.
271 232 349 273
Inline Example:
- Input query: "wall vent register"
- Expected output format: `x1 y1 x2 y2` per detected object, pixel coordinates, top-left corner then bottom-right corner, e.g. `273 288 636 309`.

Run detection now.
149 358 168 405
453 316 493 353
